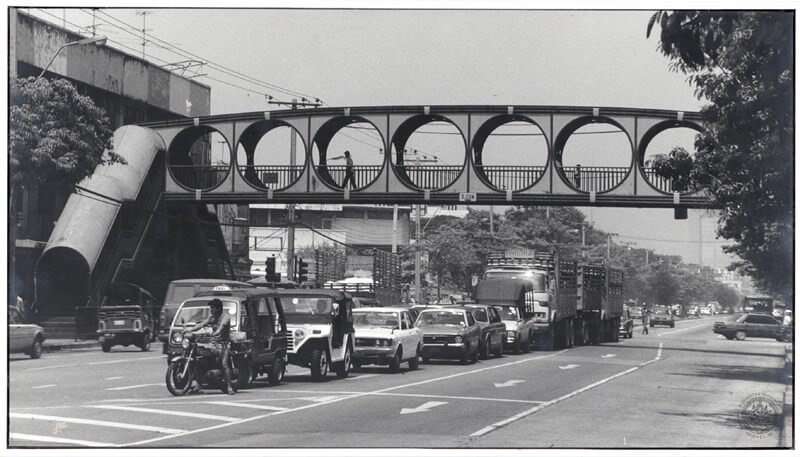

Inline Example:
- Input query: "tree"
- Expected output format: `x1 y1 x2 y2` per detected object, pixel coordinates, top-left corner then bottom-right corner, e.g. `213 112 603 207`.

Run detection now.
650 147 696 192
713 283 741 310
647 11 793 302
10 77 121 192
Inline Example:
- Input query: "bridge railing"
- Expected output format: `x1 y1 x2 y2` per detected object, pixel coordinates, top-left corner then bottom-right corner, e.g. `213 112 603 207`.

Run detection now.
315 165 383 189
396 165 463 190
239 165 304 189
476 165 546 191
561 166 630 192
642 167 685 194
170 164 230 189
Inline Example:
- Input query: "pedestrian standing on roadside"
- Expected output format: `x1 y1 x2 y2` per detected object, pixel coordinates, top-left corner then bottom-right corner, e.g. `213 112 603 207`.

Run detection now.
642 307 649 334
329 150 357 189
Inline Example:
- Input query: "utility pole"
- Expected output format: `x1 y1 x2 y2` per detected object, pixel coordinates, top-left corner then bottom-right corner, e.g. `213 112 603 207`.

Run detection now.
698 214 704 268
645 250 649 266
606 234 611 261
489 206 494 235
581 223 586 259
391 204 398 254
136 11 152 60
415 203 422 303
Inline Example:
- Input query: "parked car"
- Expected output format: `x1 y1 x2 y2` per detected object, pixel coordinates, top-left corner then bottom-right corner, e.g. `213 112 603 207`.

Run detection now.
97 282 157 352
686 306 700 318
9 311 45 359
158 279 255 349
276 289 355 380
713 313 788 341
351 296 381 308
700 306 712 316
649 307 675 328
618 307 634 339
417 307 481 364
463 304 506 359
166 287 288 387
352 307 422 372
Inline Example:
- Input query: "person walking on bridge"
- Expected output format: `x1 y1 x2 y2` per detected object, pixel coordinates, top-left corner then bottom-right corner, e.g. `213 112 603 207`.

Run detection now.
330 150 357 189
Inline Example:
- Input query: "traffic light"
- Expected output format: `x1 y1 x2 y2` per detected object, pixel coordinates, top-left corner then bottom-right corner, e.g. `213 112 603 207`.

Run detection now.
266 256 280 282
297 258 309 283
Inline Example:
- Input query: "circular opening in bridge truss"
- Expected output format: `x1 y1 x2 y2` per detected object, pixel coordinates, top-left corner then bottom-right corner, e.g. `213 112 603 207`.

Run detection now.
472 116 549 192
554 117 633 193
311 117 385 191
235 121 308 191
390 115 466 191
167 126 232 191
639 122 703 194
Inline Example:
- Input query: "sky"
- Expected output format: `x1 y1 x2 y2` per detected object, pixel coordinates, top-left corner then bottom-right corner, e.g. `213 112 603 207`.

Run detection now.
23 5 751 269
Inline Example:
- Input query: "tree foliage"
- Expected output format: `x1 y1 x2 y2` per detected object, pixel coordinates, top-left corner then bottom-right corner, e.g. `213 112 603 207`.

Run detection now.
10 77 121 192
647 11 793 302
650 147 696 192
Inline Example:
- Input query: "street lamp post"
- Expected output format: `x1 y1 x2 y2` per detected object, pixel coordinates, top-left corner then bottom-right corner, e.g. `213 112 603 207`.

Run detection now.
36 36 107 80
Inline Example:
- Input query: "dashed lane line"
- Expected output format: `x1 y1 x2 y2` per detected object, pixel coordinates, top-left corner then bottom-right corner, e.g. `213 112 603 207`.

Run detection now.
122 350 568 447
88 405 241 422
105 383 162 391
10 432 115 447
264 389 548 405
658 322 711 336
25 355 164 372
205 402 289 411
10 412 187 434
31 384 56 389
470 342 664 438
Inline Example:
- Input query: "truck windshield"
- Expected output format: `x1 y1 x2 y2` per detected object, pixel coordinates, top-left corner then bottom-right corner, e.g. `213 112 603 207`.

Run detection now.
497 306 519 320
282 297 332 315
483 270 546 290
353 311 399 328
173 299 238 328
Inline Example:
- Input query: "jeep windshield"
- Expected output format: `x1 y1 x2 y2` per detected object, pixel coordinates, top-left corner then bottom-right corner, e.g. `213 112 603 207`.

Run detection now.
353 311 399 329
497 306 519 320
281 296 334 324
417 310 465 327
483 270 546 290
173 299 238 329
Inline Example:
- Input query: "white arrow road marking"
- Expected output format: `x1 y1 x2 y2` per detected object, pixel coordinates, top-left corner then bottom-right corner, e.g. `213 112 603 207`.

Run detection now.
206 402 288 411
400 401 448 415
10 413 186 434
10 433 115 447
601 354 617 358
105 383 161 391
88 405 241 422
493 380 525 388
559 364 579 370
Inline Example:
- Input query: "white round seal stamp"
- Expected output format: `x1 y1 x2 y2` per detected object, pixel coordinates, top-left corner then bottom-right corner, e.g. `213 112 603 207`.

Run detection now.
738 393 782 438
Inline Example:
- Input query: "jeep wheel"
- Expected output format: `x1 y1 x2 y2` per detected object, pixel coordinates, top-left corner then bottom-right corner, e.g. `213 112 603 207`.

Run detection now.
735 330 747 341
408 344 421 370
335 346 351 378
310 348 328 380
29 339 43 359
479 337 491 360
268 358 284 386
389 348 402 373
101 341 112 353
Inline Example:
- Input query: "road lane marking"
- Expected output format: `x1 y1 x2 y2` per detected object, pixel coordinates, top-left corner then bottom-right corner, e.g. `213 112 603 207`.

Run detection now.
346 374 379 380
10 432 115 447
32 384 56 389
658 322 711 336
400 401 448 415
88 405 241 422
105 383 161 391
106 376 124 380
10 413 186 434
493 380 525 388
558 364 579 370
122 350 567 447
600 354 616 358
25 355 164 372
470 345 664 438
205 402 289 411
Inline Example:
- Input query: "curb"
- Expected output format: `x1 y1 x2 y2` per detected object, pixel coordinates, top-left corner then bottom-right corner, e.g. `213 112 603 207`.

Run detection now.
43 341 100 352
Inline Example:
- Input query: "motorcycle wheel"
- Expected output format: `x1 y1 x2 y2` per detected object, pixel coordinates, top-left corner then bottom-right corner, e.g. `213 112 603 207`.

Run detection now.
166 360 193 396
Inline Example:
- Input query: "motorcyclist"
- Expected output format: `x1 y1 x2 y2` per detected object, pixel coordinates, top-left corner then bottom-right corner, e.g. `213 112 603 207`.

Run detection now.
185 298 234 395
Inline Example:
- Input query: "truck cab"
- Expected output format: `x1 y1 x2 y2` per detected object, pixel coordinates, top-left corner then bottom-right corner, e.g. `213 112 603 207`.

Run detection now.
474 278 536 354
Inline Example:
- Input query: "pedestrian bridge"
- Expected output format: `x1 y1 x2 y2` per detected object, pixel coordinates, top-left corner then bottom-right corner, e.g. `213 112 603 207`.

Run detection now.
139 104 716 208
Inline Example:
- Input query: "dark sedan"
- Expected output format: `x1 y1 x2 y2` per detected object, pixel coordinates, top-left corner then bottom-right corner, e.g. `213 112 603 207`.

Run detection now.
650 307 675 328
713 313 788 341
417 308 481 364
463 304 506 359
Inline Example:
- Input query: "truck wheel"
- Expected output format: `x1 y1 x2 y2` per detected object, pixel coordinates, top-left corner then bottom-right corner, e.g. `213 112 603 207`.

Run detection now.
479 337 491 360
268 358 284 386
140 333 151 352
725 334 734 340
390 348 402 372
101 341 112 353
513 335 523 354
493 339 503 358
566 320 574 348
538 331 554 351
612 321 620 342
577 321 589 346
408 344 421 370
310 348 328 380
335 346 352 378
734 330 747 341
522 332 533 353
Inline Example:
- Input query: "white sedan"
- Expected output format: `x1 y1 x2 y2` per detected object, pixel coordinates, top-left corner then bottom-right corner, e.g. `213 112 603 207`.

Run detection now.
9 312 45 358
352 307 422 372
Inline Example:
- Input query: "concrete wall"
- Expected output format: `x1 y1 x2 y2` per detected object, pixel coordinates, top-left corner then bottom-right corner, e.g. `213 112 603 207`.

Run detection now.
13 10 211 118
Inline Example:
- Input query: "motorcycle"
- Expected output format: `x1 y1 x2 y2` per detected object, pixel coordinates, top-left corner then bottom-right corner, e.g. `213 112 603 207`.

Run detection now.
165 332 243 396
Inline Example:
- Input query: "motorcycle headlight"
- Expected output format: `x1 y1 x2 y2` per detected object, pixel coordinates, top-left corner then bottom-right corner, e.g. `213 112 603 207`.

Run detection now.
454 335 463 343
294 328 307 340
172 332 183 344
181 339 190 349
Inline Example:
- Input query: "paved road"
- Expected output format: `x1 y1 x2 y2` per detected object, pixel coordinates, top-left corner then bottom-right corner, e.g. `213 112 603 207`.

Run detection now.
8 316 791 448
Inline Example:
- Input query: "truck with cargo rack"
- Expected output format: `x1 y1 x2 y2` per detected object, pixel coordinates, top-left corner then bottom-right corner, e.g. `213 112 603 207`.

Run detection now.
574 264 624 345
